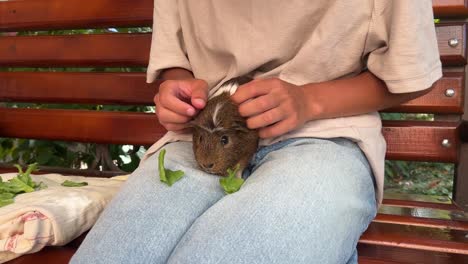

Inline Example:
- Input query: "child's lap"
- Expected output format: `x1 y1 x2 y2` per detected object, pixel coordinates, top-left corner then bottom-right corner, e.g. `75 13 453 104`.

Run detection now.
72 138 376 264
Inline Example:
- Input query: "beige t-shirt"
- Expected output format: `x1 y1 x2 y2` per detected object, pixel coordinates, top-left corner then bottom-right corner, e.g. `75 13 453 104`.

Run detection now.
144 0 442 204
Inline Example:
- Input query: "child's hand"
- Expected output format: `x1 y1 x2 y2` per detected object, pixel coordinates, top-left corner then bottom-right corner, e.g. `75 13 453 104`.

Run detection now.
154 79 208 132
231 78 308 139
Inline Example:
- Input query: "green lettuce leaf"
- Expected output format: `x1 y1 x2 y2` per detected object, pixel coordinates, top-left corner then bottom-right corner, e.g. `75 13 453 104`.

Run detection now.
158 149 185 186
61 180 88 187
219 164 244 194
0 193 15 207
7 177 35 193
0 163 47 208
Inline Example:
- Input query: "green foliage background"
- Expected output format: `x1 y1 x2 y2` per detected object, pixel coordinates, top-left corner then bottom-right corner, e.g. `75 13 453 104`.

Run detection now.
0 25 454 196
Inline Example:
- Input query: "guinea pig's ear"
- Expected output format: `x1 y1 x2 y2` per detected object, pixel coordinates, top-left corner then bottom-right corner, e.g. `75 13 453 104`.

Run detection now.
188 120 200 129
232 121 250 133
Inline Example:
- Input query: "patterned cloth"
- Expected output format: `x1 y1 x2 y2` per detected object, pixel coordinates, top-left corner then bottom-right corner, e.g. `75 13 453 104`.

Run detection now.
0 173 126 263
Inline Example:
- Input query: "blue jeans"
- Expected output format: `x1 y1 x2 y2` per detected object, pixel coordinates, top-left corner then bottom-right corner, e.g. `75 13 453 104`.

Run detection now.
71 138 377 264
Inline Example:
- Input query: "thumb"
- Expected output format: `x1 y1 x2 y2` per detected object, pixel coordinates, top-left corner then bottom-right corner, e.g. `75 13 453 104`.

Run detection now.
190 80 208 109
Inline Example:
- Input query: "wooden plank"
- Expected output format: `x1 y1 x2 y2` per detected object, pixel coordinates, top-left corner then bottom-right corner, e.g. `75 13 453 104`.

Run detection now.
384 72 465 114
377 205 468 230
433 0 468 17
0 71 465 114
375 213 468 231
358 257 404 264
382 120 459 163
461 120 468 143
0 34 151 67
0 0 466 32
5 246 76 264
454 63 468 211
0 24 463 67
0 108 461 162
0 72 158 105
436 24 467 66
382 197 460 211
456 137 468 211
360 222 468 254
358 244 468 264
382 193 462 212
382 197 462 211
0 0 153 32
384 192 454 205
0 108 165 146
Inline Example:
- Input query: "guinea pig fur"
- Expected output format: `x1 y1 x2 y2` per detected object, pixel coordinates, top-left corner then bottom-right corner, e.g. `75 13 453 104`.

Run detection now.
191 80 259 177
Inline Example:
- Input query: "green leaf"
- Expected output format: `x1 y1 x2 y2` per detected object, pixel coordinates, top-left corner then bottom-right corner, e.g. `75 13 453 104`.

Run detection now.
14 164 24 175
7 177 35 193
158 149 167 183
16 163 38 188
0 163 46 208
220 164 244 194
61 180 88 187
0 192 14 199
158 149 185 186
164 170 185 186
0 194 14 207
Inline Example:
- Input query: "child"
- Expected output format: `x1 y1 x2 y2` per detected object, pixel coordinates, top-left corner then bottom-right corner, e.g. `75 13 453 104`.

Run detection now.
72 1 441 263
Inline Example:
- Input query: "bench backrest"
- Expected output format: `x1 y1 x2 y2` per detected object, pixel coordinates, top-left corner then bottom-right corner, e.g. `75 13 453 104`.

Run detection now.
0 0 467 207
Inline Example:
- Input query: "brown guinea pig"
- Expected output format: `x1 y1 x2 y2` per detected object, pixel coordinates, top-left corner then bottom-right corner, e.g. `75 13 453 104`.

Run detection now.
191 79 259 177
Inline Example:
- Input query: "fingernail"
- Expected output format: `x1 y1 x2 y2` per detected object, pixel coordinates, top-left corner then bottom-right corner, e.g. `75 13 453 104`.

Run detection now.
193 99 205 108
187 108 195 116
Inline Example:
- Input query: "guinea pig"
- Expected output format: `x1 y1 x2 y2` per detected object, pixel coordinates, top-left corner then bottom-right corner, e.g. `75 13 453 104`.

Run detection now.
191 78 259 177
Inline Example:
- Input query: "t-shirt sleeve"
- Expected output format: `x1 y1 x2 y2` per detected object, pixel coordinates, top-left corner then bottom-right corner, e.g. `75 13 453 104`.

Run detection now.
146 0 192 83
365 0 442 93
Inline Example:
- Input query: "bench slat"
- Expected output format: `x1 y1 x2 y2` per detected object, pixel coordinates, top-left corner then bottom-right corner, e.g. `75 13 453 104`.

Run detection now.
360 222 468 254
0 108 165 146
436 24 467 66
433 0 468 17
0 0 153 32
0 108 460 162
376 211 468 231
358 257 404 264
0 34 150 67
4 246 77 264
358 244 468 264
383 192 455 206
0 72 159 105
382 197 460 211
0 0 466 33
383 120 459 163
377 205 468 230
0 24 464 67
0 72 464 114
384 71 464 114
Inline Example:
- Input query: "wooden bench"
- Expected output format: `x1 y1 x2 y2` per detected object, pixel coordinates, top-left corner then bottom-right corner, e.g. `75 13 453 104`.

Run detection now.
1 0 468 263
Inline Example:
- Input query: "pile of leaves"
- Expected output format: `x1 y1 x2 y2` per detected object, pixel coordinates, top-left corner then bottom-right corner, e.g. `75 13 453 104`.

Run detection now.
0 163 46 207
0 163 90 208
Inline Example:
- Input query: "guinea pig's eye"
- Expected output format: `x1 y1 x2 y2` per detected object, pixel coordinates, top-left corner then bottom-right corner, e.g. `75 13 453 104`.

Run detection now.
198 135 203 143
220 135 229 146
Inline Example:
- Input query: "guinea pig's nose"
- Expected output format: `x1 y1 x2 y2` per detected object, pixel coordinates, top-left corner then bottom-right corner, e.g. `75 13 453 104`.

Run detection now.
203 163 214 169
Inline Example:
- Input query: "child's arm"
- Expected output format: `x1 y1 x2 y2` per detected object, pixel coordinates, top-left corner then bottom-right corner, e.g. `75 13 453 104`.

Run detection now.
232 71 437 139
